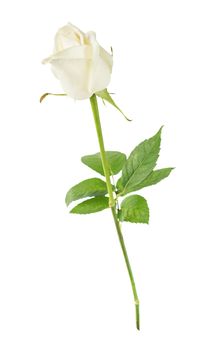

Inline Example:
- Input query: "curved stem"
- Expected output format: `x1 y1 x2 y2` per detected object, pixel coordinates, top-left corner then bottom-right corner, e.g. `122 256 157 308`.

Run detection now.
90 94 140 330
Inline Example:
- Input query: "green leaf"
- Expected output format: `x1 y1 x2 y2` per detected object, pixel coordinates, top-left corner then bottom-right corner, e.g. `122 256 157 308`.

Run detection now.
81 151 126 176
121 167 174 194
70 196 109 214
96 89 132 121
118 127 163 195
135 167 174 189
116 177 123 192
118 195 149 224
65 178 108 206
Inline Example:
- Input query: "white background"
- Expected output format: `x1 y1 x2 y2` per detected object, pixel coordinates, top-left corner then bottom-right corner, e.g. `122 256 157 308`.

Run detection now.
0 0 221 349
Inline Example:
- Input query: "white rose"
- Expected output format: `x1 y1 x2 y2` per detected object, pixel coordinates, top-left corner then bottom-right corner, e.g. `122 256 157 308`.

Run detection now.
42 23 113 100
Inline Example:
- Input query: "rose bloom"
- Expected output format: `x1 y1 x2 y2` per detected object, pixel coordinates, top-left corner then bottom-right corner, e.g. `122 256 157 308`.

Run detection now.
43 23 113 100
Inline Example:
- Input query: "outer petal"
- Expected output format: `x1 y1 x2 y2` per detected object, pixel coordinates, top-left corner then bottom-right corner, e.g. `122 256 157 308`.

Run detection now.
90 47 113 95
86 31 113 96
42 45 92 64
50 58 91 99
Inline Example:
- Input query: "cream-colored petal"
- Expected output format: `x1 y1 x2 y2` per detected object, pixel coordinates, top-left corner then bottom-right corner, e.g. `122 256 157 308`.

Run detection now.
89 48 113 95
50 58 92 99
85 31 97 43
85 31 113 95
42 45 92 64
54 23 85 52
85 33 100 93
100 47 113 71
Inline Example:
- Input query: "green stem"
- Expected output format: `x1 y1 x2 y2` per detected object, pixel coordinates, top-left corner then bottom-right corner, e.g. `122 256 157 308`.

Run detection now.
111 206 140 330
90 94 115 207
90 94 140 330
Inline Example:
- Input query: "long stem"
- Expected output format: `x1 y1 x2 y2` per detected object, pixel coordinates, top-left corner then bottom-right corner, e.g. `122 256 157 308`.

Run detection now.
90 94 140 330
